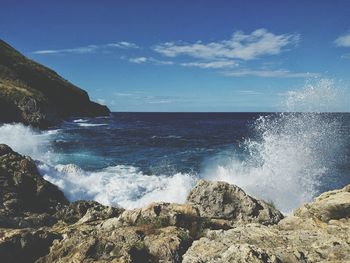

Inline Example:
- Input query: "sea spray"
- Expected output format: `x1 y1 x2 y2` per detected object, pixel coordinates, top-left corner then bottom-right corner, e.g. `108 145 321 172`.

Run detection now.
0 123 55 162
204 79 345 213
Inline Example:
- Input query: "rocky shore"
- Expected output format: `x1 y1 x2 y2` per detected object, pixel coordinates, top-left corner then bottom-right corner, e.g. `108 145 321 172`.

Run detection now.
0 40 110 128
0 144 349 262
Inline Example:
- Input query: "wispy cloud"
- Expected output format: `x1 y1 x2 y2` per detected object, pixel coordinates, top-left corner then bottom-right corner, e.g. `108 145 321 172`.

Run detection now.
335 33 350 47
107 41 139 49
128 56 174 65
224 69 318 78
154 28 300 61
181 60 237 69
33 41 139 55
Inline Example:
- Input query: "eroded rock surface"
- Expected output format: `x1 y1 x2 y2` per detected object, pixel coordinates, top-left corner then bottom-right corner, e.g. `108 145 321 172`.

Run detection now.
187 180 284 226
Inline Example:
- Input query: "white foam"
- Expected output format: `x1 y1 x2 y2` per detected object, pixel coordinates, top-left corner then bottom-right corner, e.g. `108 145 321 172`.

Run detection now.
0 123 54 161
38 163 196 209
77 123 107 127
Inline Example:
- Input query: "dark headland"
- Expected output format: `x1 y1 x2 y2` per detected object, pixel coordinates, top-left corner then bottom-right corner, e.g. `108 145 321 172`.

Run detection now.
0 40 110 129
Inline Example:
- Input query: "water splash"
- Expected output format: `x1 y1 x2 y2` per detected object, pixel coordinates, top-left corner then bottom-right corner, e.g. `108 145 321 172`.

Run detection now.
204 79 345 213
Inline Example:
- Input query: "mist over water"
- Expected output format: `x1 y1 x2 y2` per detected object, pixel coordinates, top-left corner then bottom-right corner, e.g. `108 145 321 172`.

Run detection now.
0 78 348 213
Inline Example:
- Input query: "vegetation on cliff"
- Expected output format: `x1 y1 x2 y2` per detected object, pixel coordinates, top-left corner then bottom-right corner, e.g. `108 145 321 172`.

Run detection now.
0 40 110 128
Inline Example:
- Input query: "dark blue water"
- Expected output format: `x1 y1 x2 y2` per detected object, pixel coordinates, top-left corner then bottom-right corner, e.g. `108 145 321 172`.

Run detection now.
52 113 261 173
2 112 349 212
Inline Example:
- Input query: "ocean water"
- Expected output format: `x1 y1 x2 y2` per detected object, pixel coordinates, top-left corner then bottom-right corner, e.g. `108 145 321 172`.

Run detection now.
1 79 349 213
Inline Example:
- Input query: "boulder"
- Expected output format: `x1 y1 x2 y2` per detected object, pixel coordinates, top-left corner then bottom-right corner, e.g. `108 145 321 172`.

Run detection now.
186 180 283 225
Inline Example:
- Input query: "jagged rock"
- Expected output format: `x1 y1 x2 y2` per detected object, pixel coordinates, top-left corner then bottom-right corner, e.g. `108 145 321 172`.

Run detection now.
37 225 192 263
117 202 202 237
0 228 61 263
186 180 284 225
294 184 350 222
55 200 124 225
0 39 110 128
183 184 350 263
0 144 68 228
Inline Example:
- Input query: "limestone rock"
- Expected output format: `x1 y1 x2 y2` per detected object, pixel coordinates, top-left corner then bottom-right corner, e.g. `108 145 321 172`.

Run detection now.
294 184 350 222
183 185 350 263
186 180 283 225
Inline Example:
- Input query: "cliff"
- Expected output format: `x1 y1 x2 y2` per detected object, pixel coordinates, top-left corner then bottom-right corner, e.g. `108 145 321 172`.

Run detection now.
0 40 110 128
0 144 349 262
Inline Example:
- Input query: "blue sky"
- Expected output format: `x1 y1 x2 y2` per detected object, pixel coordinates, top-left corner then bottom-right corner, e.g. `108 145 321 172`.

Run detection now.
1 0 350 111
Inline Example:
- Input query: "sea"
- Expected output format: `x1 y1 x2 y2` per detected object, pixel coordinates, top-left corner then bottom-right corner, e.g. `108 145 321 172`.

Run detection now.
1 79 349 214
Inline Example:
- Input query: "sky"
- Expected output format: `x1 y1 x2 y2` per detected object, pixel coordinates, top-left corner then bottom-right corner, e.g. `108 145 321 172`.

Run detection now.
1 0 350 112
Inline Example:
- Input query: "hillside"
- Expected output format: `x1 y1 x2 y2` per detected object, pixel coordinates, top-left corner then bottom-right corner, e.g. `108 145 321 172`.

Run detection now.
0 40 110 128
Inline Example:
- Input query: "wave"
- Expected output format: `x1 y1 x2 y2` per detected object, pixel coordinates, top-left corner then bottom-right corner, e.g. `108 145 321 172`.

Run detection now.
203 79 345 213
38 163 196 208
77 123 108 127
0 123 54 162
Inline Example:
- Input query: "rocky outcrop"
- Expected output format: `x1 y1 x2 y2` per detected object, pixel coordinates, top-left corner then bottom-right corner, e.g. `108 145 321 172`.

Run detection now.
1 145 350 262
183 184 350 263
0 144 68 228
0 39 110 128
187 180 283 226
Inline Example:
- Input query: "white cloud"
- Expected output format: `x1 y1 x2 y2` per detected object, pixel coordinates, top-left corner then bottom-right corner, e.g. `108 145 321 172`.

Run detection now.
154 28 300 61
335 33 350 47
33 41 139 55
33 45 99 54
181 60 237 69
128 57 148 63
225 69 317 78
107 41 139 49
128 57 174 65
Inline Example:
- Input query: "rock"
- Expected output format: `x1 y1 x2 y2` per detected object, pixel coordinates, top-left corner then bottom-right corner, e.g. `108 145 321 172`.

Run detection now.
186 180 284 225
37 225 192 263
294 184 350 222
0 39 110 128
0 228 61 263
0 144 68 228
55 200 124 225
117 202 202 238
183 184 350 263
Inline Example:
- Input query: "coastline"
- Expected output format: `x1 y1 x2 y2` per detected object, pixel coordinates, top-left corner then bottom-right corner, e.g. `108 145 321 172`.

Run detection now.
0 144 349 262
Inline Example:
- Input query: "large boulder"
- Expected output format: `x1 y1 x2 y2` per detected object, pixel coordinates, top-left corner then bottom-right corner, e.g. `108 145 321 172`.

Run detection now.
186 180 283 225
